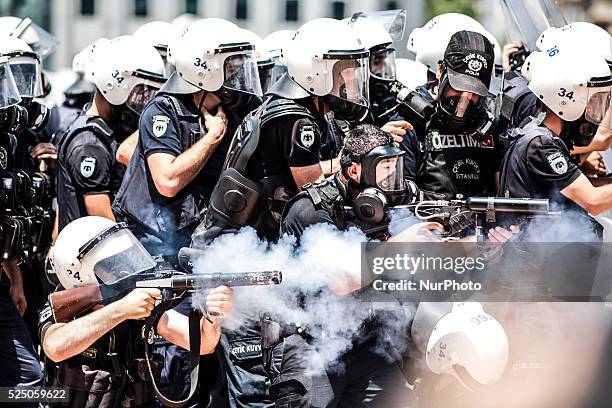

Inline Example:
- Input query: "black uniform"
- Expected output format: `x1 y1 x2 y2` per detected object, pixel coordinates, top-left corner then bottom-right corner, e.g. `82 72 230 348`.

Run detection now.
113 92 240 257
273 177 415 408
38 298 160 408
404 110 503 201
498 117 602 240
0 131 43 395
56 112 124 232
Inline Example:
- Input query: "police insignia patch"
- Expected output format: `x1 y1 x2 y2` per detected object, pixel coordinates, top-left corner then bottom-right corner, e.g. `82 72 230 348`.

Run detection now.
152 115 170 137
546 151 568 175
0 147 7 170
80 156 97 178
299 125 315 148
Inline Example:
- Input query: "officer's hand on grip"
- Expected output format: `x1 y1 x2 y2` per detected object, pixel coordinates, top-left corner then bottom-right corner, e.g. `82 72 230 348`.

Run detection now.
202 105 228 146
391 222 445 242
118 288 161 320
205 285 233 321
487 225 520 243
381 120 413 143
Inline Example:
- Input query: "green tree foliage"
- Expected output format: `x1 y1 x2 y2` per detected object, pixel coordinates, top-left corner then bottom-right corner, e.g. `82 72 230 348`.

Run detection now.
425 0 479 21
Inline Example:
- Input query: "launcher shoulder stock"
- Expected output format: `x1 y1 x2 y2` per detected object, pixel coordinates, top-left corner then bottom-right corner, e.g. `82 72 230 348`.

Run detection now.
49 285 104 323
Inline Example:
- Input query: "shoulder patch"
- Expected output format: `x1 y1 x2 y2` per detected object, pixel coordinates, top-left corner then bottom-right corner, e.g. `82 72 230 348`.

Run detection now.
38 305 52 325
546 151 568 175
80 156 97 178
152 115 171 137
299 124 315 148
0 146 7 170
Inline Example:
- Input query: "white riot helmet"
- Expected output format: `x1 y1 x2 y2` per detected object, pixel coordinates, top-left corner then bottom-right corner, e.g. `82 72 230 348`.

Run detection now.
536 22 611 66
51 216 156 289
285 18 370 123
133 21 180 75
0 16 59 60
346 16 396 82
522 48 612 132
261 30 293 90
395 58 428 92
407 13 502 74
65 39 108 100
165 18 262 109
170 13 200 32
0 36 43 98
412 302 509 390
241 29 275 93
90 35 165 111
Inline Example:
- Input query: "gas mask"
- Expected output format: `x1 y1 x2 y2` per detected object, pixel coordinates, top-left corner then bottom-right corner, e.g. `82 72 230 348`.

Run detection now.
21 98 49 132
215 53 263 113
562 112 599 147
110 83 160 142
215 87 262 113
110 103 139 143
436 76 487 132
325 57 371 125
344 142 410 224
369 47 397 117
326 94 370 125
0 104 28 134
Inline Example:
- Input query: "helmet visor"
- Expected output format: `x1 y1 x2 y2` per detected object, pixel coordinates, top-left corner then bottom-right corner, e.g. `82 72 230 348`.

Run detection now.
375 155 404 192
80 226 157 285
0 61 22 109
440 84 485 119
126 83 160 114
370 48 396 81
9 60 43 98
12 19 60 60
222 53 263 97
270 57 288 87
258 60 274 93
585 87 612 129
330 57 370 109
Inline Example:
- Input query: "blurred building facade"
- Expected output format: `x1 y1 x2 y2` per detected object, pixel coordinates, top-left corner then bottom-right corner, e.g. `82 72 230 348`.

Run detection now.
0 0 609 71
48 0 425 70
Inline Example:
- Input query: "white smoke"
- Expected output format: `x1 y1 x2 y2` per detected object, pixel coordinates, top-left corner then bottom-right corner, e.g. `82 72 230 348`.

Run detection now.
190 224 415 372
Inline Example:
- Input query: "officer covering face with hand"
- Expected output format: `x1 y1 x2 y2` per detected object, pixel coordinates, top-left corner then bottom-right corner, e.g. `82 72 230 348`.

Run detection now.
113 18 262 258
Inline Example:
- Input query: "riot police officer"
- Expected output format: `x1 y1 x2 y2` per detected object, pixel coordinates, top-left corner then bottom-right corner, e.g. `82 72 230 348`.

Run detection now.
56 36 165 233
194 18 370 244
0 56 43 394
40 216 233 408
0 35 60 349
498 47 612 239
113 20 262 407
51 40 105 144
113 18 262 257
404 30 503 202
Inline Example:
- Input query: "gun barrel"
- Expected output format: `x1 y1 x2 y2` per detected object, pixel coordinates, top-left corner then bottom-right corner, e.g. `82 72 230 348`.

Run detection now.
463 197 551 213
137 270 283 290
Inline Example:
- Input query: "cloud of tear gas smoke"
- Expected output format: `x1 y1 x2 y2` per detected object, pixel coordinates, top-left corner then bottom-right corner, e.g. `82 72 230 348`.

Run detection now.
190 224 415 372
